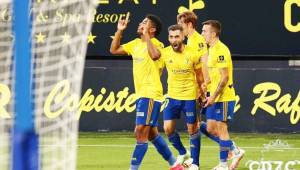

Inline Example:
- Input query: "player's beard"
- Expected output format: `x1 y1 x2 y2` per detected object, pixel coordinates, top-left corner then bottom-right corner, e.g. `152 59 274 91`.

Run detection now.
171 42 183 52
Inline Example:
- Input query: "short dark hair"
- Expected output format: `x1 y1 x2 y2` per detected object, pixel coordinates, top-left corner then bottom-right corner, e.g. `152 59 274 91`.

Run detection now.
202 20 222 37
177 11 198 28
146 14 162 37
168 24 183 32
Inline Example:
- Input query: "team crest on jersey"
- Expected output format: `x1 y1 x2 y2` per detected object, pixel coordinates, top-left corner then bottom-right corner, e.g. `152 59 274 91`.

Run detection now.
185 58 190 65
198 43 204 51
217 55 225 62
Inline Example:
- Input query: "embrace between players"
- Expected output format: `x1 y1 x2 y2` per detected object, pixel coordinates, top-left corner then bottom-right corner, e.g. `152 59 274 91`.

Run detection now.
110 11 245 170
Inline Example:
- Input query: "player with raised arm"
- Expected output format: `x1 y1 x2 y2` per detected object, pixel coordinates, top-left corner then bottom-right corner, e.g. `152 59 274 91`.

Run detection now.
201 20 245 170
110 13 184 170
161 24 203 170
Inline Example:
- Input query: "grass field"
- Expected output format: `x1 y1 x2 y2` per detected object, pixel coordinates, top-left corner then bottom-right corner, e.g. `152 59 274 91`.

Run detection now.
77 132 300 170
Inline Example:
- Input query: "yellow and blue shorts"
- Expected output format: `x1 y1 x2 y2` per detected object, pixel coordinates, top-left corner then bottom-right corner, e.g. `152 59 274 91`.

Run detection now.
205 101 235 122
163 98 198 124
135 97 161 127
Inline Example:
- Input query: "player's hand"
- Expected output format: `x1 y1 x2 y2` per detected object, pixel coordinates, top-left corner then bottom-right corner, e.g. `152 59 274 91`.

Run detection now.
204 96 215 108
198 97 207 108
117 12 130 31
117 19 128 31
201 83 207 94
142 23 150 37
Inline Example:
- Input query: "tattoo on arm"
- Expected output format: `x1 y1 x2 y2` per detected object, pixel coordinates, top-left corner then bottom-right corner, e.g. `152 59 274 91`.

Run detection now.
213 80 227 98
212 68 229 99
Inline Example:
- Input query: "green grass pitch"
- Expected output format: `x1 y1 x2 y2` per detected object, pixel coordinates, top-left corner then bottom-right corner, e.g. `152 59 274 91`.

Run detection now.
77 132 300 170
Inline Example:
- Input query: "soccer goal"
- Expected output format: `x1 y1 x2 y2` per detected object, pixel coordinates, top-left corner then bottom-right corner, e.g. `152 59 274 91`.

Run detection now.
0 0 98 169
0 1 14 169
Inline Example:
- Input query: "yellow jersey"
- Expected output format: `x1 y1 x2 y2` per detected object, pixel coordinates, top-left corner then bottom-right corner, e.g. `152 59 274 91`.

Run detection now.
187 31 208 58
207 40 235 102
122 38 164 100
187 31 208 95
161 45 201 100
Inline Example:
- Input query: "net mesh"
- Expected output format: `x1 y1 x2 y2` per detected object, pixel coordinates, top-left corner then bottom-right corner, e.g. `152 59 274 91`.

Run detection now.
0 1 13 169
0 0 97 169
32 0 97 169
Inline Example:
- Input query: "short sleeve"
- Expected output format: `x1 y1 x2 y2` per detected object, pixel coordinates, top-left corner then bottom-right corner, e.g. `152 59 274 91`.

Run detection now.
152 39 164 53
191 50 202 69
196 41 208 57
159 47 167 67
155 46 166 75
194 58 202 69
216 48 231 68
156 56 165 73
155 41 164 50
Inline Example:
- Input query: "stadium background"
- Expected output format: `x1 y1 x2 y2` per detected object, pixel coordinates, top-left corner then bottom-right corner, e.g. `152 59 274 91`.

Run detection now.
79 0 300 133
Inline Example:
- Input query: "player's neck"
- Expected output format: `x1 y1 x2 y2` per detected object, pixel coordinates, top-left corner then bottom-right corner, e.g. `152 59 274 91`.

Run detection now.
177 44 185 53
209 38 219 48
187 28 196 38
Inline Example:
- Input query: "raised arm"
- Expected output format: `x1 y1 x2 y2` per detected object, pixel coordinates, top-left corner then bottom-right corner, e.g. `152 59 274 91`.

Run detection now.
143 24 161 60
110 18 129 55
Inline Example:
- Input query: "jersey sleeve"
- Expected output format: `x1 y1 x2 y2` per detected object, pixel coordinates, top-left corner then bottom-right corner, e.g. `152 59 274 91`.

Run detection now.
154 41 165 50
216 47 231 68
121 39 138 55
159 47 167 68
196 41 208 57
192 50 202 70
156 57 165 76
153 43 165 76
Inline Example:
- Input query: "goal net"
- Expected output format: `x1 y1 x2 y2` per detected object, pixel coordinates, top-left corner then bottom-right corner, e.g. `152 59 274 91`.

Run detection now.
0 1 14 169
0 0 98 169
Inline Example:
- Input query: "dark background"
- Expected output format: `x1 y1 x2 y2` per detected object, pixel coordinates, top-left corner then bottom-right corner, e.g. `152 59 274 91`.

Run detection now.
87 0 300 57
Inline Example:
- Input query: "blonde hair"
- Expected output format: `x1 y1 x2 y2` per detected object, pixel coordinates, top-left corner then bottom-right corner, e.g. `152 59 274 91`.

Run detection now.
177 11 198 28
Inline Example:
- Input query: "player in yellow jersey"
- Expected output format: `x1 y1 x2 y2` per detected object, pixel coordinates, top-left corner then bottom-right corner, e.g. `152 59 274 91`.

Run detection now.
201 20 245 170
175 12 207 170
160 24 203 170
177 11 207 66
177 11 208 102
110 14 184 170
177 11 228 169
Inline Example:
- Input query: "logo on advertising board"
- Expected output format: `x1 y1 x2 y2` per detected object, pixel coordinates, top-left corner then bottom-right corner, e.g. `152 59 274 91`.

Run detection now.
245 139 300 170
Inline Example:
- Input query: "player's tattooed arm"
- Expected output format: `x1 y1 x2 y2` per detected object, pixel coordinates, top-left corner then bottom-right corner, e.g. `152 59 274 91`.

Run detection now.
204 67 229 107
212 67 229 100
